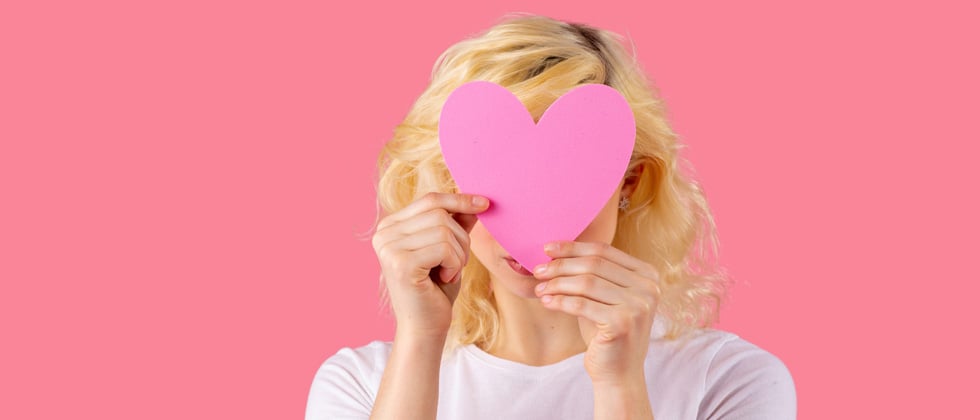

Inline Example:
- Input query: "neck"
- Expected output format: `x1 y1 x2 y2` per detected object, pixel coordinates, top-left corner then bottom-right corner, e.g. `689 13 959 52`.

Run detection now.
482 277 587 366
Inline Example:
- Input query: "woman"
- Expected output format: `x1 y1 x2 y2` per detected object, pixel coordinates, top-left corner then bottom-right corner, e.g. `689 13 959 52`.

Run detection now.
307 14 795 420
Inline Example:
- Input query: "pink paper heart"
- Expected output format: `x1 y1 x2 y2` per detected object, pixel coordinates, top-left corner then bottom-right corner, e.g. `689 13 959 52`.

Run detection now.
439 81 635 270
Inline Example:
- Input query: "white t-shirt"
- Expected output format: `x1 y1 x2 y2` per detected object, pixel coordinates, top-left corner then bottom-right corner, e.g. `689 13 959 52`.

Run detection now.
306 325 796 419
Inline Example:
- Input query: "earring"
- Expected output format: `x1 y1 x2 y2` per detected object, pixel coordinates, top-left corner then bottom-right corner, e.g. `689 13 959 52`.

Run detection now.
619 195 630 211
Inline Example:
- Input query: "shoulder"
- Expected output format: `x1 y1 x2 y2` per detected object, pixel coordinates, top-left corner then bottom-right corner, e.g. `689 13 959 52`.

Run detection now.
305 340 393 420
702 331 793 382
319 340 393 374
664 329 796 419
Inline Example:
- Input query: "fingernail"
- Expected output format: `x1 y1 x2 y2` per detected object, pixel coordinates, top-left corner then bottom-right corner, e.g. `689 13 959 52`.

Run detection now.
543 242 557 253
541 295 553 304
472 196 488 207
535 282 546 293
533 265 547 275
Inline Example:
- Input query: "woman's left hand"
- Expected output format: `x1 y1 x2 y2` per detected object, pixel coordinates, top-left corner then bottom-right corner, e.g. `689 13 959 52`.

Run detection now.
532 240 662 385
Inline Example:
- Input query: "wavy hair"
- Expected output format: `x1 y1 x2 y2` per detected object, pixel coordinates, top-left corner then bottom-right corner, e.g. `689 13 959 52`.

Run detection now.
366 13 729 354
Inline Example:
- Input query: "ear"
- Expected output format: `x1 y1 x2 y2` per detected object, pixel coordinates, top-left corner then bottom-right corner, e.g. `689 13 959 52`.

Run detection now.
620 162 644 198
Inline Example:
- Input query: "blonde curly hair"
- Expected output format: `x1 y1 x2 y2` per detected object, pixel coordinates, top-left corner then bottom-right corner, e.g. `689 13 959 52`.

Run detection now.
366 13 729 353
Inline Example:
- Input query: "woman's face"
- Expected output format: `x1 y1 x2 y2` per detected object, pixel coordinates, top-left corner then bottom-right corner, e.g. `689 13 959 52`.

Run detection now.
468 179 625 299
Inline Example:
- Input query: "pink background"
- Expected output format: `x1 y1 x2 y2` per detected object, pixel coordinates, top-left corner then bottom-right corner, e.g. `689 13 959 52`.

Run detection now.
1 1 977 419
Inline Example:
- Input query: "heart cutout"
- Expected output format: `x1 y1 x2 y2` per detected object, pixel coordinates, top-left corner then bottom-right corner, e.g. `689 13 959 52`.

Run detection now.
438 81 635 270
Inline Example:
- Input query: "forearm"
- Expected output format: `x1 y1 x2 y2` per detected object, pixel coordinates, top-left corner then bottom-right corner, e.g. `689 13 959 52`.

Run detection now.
593 377 655 420
370 330 446 420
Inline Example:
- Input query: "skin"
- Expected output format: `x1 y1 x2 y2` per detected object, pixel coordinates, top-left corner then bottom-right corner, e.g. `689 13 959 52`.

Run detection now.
370 164 657 419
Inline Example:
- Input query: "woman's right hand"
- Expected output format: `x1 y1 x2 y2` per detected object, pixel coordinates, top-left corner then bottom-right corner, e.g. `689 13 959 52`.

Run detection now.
371 192 490 339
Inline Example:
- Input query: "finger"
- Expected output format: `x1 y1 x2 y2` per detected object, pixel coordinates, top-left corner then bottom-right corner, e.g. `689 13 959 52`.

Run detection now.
533 255 642 288
378 192 489 231
385 225 465 280
539 294 616 330
534 274 627 305
392 208 470 257
436 272 462 304
413 240 465 284
543 241 644 272
404 225 466 268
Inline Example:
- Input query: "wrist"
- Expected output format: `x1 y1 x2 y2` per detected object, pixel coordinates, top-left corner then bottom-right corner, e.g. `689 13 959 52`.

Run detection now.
395 317 450 338
592 374 647 395
590 370 646 389
394 327 448 349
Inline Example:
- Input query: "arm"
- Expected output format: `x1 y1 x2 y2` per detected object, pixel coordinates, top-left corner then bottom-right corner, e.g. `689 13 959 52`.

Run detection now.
369 331 446 420
528 240 660 419
367 192 488 419
593 375 655 420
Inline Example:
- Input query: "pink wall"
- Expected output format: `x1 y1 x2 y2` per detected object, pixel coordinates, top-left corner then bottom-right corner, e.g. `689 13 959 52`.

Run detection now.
2 1 977 418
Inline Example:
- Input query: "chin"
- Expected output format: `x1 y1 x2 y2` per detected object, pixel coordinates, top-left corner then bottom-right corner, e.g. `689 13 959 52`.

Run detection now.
491 257 544 299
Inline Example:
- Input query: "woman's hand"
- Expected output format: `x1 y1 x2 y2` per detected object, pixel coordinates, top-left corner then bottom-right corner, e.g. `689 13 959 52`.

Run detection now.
531 240 662 385
371 192 489 339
